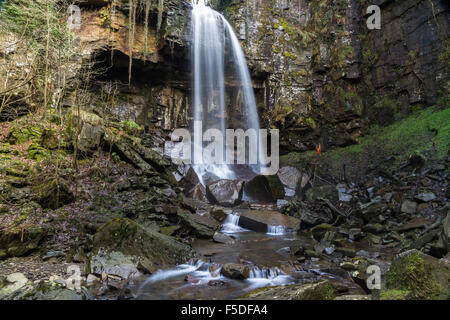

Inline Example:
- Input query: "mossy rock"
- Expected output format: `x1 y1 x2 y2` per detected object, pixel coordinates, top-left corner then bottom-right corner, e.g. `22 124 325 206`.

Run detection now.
37 179 74 210
385 249 449 300
8 125 42 145
0 226 45 259
92 218 193 268
240 280 335 300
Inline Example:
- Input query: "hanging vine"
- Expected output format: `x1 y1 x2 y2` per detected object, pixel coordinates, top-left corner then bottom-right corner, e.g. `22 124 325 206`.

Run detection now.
157 0 164 34
110 0 117 65
128 0 137 86
143 0 151 60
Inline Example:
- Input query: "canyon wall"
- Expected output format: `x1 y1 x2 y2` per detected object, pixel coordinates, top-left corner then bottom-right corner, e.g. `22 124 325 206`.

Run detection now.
75 0 449 153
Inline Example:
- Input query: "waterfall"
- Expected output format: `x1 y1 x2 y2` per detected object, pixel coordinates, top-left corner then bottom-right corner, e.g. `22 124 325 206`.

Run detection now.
191 1 264 182
221 213 248 233
267 225 287 236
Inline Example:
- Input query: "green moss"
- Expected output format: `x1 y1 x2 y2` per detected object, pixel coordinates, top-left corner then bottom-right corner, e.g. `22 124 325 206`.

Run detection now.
334 107 449 161
119 120 142 136
380 289 412 300
386 252 444 300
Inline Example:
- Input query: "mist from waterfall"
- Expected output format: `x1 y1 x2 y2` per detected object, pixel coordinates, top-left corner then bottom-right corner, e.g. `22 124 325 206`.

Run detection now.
191 1 264 183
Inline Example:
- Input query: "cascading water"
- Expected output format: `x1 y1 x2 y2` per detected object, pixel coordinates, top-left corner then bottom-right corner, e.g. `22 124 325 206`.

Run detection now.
191 0 265 183
221 213 248 233
267 225 287 236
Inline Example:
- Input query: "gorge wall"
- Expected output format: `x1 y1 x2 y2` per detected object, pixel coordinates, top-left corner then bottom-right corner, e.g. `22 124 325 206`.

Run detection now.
75 0 449 153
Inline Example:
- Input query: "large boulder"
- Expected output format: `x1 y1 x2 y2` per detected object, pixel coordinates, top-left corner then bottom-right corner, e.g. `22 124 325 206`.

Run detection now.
89 250 142 280
177 211 220 239
206 180 244 207
92 218 193 269
66 109 104 154
384 249 449 300
243 175 285 202
221 263 250 279
235 209 300 233
0 226 45 259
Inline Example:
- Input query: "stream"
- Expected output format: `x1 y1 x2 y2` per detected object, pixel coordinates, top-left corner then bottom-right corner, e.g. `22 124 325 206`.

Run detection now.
132 213 364 300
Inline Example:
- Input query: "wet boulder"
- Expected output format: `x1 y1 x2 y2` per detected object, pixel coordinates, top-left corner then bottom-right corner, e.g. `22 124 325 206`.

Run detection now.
240 280 335 300
243 175 285 203
206 180 244 207
221 263 250 279
236 209 300 233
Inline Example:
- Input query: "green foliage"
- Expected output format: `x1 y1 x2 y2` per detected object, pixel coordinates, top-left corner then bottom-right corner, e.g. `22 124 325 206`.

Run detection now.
119 120 142 135
99 7 111 27
0 0 72 49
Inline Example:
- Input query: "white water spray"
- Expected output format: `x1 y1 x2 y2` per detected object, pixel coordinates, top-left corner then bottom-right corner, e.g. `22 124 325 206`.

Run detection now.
221 213 248 233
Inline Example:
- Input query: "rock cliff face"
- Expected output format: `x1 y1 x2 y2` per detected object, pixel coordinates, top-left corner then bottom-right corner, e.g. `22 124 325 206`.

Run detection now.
75 0 449 153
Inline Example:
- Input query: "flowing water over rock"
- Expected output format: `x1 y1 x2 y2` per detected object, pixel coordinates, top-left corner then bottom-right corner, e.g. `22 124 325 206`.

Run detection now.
191 1 264 183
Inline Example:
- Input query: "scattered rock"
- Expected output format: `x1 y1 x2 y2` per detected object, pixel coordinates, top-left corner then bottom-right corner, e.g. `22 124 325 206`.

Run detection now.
414 192 437 203
0 273 29 299
401 200 417 214
335 295 371 300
